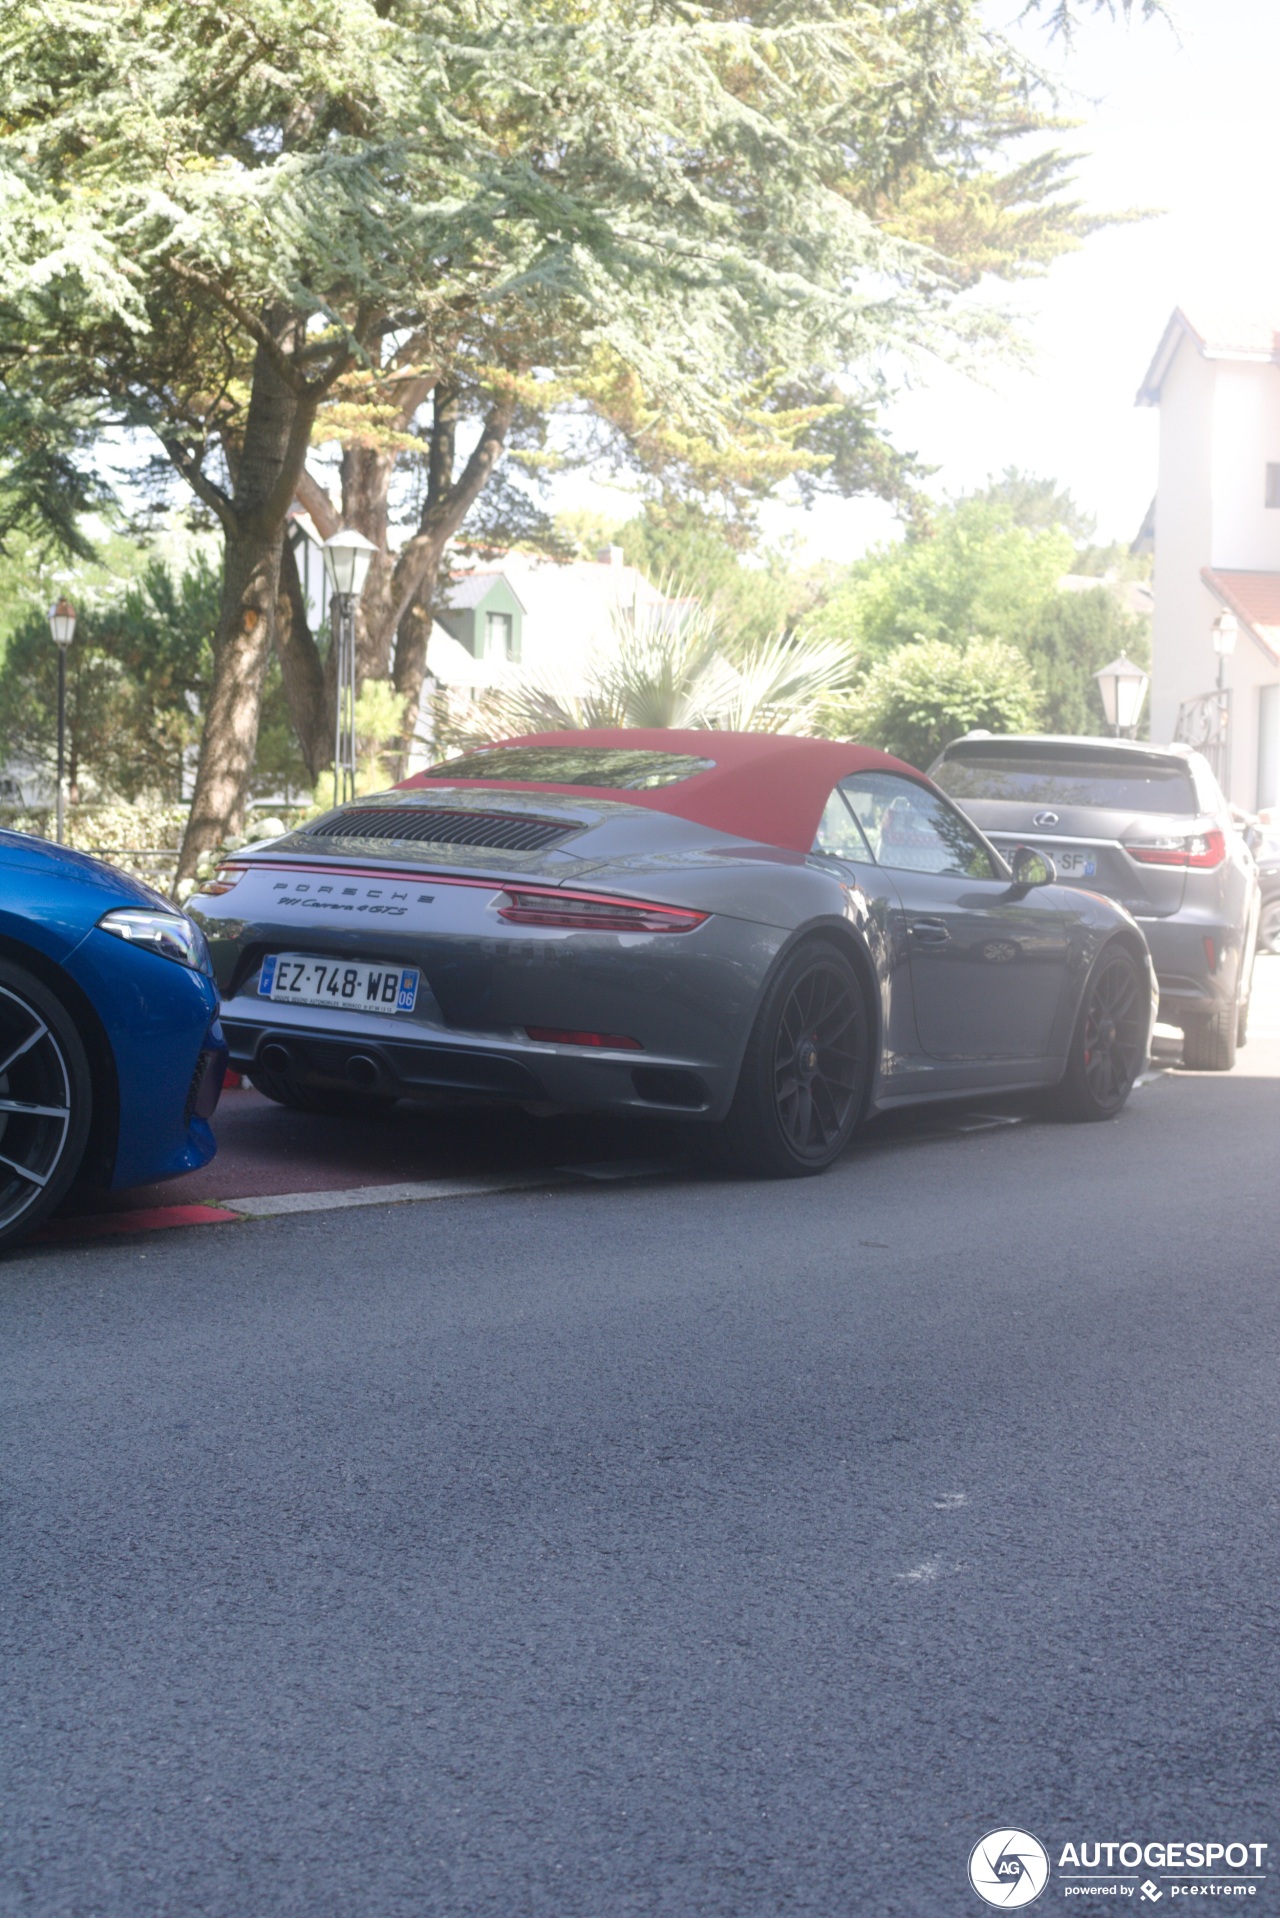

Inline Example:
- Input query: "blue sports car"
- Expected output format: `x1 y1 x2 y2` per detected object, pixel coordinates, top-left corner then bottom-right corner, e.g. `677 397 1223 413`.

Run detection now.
0 831 227 1252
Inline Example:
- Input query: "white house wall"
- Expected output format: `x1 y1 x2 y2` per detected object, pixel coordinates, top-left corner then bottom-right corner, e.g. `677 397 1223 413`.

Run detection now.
1149 343 1280 805
1150 340 1217 749
1208 363 1280 806
1209 364 1280 570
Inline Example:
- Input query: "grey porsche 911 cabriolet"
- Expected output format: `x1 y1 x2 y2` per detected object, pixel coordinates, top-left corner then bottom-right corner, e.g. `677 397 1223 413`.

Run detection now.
188 729 1157 1177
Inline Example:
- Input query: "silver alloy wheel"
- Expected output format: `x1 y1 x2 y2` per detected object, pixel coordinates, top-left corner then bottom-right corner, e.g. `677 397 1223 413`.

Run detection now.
0 982 75 1239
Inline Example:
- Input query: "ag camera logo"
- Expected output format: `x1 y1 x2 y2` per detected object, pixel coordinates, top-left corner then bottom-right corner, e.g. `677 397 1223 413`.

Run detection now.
968 1828 1050 1908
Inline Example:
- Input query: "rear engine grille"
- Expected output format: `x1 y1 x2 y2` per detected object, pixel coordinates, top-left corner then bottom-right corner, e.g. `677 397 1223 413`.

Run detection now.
304 807 581 853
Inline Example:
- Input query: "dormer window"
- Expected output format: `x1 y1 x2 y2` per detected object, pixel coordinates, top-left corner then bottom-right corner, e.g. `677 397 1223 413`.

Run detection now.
484 610 515 661
1266 464 1280 508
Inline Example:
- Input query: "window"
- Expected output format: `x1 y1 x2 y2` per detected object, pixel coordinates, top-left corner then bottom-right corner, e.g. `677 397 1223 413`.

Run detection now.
483 610 514 660
419 746 716 788
812 788 874 862
837 772 997 879
1266 465 1280 509
932 743 1196 815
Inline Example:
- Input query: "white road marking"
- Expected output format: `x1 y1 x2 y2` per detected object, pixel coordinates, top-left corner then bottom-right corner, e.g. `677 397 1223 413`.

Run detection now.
215 1171 569 1218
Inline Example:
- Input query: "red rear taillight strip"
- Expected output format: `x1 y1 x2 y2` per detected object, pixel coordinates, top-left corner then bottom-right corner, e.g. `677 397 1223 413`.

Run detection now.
189 861 710 929
495 889 708 933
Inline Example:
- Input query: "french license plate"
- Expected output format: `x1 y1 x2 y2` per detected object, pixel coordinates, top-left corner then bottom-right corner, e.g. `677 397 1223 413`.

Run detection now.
258 952 419 1014
1051 847 1097 878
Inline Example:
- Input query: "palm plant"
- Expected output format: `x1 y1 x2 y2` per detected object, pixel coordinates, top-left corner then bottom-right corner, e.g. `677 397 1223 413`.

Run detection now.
464 583 853 745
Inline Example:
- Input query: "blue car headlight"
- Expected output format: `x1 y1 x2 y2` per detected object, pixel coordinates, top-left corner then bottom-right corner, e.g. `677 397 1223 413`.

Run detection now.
98 907 215 977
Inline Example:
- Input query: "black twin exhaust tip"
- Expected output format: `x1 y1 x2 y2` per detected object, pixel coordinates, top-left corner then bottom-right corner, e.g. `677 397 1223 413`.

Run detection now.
256 1039 382 1091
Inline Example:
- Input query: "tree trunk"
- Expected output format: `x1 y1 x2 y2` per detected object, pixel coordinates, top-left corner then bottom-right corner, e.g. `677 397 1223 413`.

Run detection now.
385 392 512 779
390 555 446 776
181 530 279 863
176 317 328 882
341 442 397 684
275 532 331 783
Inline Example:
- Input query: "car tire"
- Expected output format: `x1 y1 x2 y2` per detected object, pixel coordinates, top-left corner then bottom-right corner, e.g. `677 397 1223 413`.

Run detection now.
1046 943 1147 1122
1181 1004 1238 1072
249 1064 398 1118
1258 897 1280 954
1236 963 1253 1049
0 959 94 1255
713 938 870 1178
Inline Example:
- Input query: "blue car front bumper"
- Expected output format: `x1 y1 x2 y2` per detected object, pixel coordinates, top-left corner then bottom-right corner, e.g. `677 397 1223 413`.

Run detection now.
63 929 227 1191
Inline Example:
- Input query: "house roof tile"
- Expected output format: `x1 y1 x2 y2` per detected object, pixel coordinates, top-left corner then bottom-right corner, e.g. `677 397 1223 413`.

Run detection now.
1201 568 1280 666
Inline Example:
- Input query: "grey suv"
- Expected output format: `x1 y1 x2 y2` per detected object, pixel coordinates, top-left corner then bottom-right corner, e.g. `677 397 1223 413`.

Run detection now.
929 735 1259 1070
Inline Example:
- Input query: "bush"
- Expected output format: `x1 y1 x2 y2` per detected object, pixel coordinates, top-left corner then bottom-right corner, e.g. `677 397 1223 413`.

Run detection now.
825 636 1042 768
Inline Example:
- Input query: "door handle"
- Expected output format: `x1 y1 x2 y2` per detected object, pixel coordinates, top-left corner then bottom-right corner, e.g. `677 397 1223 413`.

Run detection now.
909 918 950 945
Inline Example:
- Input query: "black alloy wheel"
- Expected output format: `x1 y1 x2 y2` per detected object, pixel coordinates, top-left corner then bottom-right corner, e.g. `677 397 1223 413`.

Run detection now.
717 939 869 1177
1048 944 1146 1122
0 960 93 1254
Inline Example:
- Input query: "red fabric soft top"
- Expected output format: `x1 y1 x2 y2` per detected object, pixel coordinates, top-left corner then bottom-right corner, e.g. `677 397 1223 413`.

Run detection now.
400 728 928 855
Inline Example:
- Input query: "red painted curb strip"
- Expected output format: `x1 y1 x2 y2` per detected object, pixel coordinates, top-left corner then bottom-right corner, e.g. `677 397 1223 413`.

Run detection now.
35 1204 243 1242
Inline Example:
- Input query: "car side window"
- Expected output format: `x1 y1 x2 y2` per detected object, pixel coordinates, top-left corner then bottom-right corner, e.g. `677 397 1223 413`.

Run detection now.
812 787 875 862
838 773 997 879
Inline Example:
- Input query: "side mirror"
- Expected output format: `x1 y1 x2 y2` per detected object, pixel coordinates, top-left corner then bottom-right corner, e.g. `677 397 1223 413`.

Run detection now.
1010 844 1057 887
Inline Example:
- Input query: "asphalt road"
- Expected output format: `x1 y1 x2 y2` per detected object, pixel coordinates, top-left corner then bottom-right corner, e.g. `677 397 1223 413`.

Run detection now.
3 968 1280 1917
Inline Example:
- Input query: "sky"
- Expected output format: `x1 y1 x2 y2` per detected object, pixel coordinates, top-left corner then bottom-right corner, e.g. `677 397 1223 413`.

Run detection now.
562 0 1280 565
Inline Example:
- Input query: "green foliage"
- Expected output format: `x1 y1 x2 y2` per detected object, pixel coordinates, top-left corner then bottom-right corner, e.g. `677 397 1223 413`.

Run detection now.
0 0 1145 525
824 637 1042 767
804 495 1075 665
0 556 217 800
1025 587 1150 736
967 468 1096 541
800 473 1151 742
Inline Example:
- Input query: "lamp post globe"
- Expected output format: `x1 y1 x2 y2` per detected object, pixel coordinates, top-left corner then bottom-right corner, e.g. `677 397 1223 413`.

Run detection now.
46 598 77 845
1093 651 1149 739
1211 611 1239 660
48 597 77 649
321 528 377 601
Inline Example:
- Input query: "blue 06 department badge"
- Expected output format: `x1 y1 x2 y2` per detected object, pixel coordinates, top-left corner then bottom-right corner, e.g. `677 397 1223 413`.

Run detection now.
968 1828 1051 1908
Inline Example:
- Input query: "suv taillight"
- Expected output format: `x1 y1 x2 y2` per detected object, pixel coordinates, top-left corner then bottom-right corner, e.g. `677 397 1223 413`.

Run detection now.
1125 829 1226 870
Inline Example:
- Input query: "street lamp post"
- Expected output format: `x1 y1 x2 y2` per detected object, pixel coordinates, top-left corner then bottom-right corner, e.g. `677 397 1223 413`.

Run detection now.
47 597 77 844
321 530 378 807
1093 651 1149 739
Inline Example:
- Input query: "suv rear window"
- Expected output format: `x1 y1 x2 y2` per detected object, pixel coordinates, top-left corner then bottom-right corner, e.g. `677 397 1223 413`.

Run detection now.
421 746 715 790
932 746 1197 815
